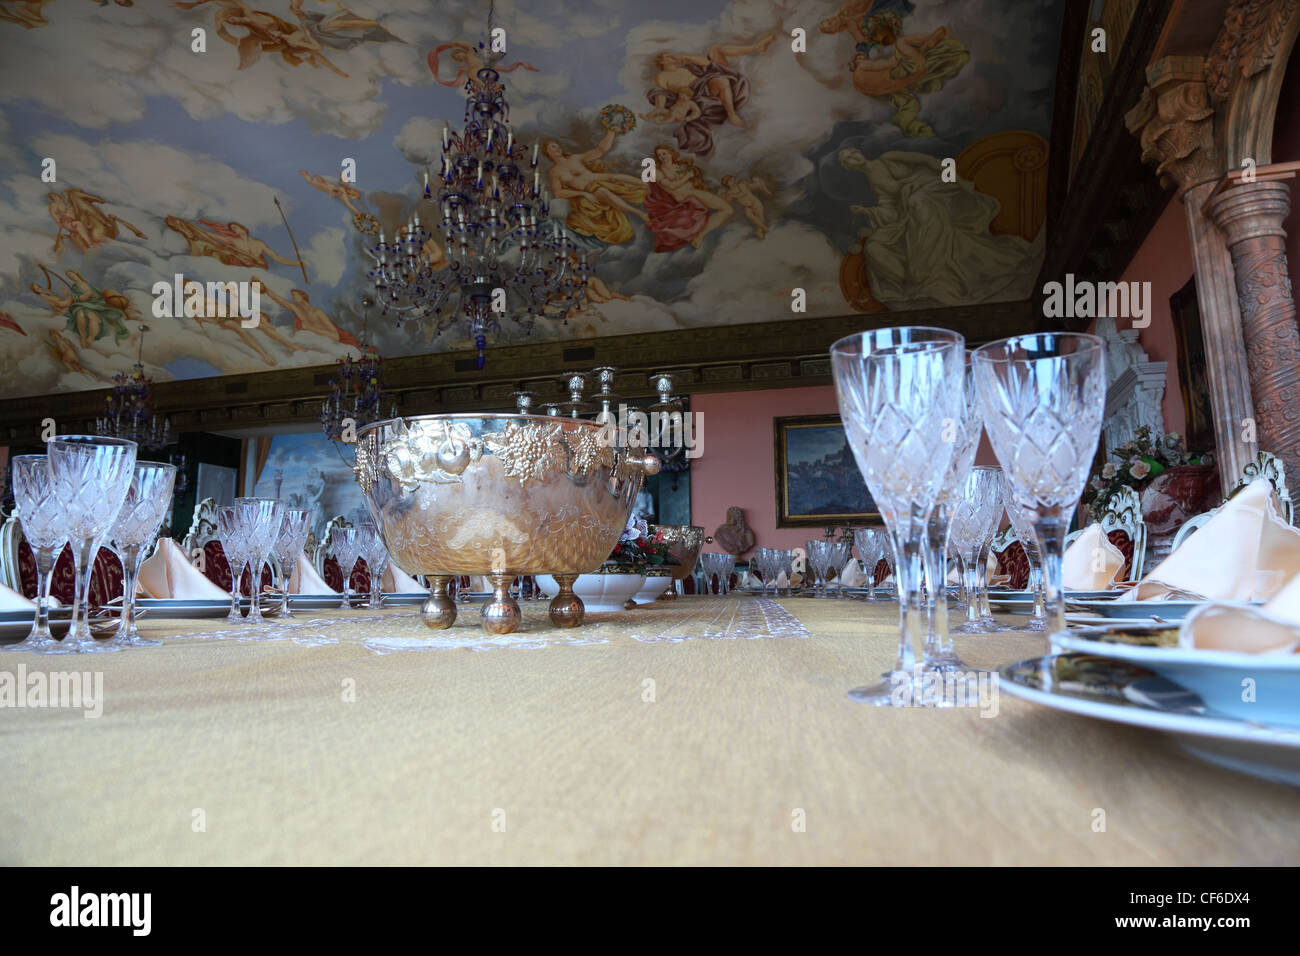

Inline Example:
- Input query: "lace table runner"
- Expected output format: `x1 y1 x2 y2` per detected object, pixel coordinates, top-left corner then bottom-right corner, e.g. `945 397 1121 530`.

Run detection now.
161 597 810 654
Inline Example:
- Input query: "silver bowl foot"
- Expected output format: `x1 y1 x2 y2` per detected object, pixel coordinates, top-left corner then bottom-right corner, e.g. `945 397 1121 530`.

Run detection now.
482 573 522 634
548 573 585 628
421 575 458 629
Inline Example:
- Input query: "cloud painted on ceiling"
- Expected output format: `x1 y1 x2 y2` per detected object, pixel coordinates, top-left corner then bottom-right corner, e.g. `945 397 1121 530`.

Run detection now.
0 0 1065 398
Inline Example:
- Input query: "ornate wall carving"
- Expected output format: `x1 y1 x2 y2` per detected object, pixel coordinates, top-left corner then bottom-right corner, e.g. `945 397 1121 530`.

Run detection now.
1124 57 1218 194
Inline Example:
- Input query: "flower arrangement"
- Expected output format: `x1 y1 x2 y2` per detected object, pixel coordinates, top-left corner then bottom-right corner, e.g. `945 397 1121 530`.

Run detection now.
1082 426 1214 512
608 514 674 568
599 104 637 135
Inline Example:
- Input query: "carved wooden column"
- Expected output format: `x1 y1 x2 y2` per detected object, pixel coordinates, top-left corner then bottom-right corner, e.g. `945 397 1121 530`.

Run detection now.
1206 179 1300 485
1126 57 1255 489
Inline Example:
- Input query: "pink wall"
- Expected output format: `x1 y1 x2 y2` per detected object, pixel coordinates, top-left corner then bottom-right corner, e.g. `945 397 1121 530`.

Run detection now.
1113 196 1194 438
690 385 840 552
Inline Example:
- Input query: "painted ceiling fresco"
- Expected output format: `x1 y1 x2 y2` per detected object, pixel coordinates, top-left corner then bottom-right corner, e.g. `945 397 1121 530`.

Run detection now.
0 0 1066 399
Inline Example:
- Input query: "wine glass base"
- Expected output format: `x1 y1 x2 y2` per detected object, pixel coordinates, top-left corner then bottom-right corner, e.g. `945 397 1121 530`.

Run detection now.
49 638 121 654
2 634 61 653
848 668 968 708
997 618 1049 633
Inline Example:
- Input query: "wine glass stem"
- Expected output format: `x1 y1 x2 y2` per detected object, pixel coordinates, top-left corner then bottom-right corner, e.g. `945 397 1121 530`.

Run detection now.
120 544 142 639
888 524 926 674
249 558 262 619
33 549 55 638
963 551 981 624
924 506 952 658
1033 517 1069 635
229 561 242 617
70 539 96 644
977 543 993 618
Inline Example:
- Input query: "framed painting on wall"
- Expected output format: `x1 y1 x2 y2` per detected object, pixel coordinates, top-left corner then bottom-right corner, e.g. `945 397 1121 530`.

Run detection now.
195 462 238 508
773 415 878 527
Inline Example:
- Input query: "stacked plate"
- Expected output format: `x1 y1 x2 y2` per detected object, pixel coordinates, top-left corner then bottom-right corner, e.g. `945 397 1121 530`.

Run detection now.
1000 623 1300 785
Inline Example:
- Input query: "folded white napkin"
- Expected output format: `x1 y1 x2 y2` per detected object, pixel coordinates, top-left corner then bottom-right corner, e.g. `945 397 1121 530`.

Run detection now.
1063 523 1125 590
289 553 337 594
382 562 422 592
138 538 229 600
1124 479 1300 602
1181 571 1300 654
0 581 35 610
839 558 866 588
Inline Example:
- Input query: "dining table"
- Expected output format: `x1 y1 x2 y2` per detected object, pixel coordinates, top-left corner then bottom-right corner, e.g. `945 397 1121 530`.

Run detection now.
3 594 1299 865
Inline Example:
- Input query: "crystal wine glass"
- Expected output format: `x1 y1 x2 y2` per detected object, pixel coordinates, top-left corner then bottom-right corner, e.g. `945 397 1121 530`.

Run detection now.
272 508 312 618
853 528 885 601
803 540 827 597
925 356 983 667
359 523 390 608
949 466 1005 634
233 498 282 624
45 436 137 654
216 506 248 623
332 527 362 609
105 461 177 648
4 456 67 653
831 326 965 706
973 333 1107 639
716 553 735 595
1000 480 1049 632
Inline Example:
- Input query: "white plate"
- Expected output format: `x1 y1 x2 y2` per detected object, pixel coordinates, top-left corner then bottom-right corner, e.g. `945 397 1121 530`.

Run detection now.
135 598 232 619
1000 652 1300 786
0 607 71 640
1055 624 1300 728
1063 599 1212 622
990 589 1122 602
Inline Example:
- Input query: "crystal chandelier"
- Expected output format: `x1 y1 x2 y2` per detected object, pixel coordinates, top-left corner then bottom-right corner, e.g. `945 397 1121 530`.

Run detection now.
320 343 388 442
96 324 171 451
366 26 588 368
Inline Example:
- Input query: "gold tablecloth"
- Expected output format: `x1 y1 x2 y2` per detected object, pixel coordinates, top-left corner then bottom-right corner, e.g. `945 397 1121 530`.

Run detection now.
3 597 1299 865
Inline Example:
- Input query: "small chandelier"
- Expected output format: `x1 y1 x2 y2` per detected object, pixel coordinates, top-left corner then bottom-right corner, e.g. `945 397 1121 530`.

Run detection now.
366 18 588 369
96 324 170 451
320 344 388 442
322 295 394 444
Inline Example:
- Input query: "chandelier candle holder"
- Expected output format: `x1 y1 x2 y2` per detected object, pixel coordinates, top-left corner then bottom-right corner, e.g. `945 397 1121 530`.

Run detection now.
96 324 171 451
321 345 389 443
555 372 595 418
366 42 589 369
511 390 540 414
646 371 687 463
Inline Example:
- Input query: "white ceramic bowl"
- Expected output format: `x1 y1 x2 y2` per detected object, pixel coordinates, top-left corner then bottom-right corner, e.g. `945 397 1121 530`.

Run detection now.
632 572 672 605
537 572 645 613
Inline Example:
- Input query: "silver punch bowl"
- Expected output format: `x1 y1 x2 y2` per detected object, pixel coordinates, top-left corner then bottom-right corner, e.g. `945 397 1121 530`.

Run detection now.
355 414 660 634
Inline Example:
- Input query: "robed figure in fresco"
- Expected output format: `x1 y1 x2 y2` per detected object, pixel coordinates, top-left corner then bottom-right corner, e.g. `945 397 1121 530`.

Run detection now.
545 131 649 246
642 30 779 157
821 4 968 137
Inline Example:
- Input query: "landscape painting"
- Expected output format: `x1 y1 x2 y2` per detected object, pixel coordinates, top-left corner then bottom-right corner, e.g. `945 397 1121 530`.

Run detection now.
774 414 877 527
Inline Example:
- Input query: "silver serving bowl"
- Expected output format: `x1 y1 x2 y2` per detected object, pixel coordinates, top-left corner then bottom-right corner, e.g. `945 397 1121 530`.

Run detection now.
650 524 705 600
356 413 659 633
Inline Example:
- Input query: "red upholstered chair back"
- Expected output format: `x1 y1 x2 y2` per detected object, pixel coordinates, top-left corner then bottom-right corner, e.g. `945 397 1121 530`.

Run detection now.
202 539 233 592
872 557 891 587
322 556 370 595
1106 528 1136 582
200 540 274 596
18 541 122 608
994 540 1031 591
